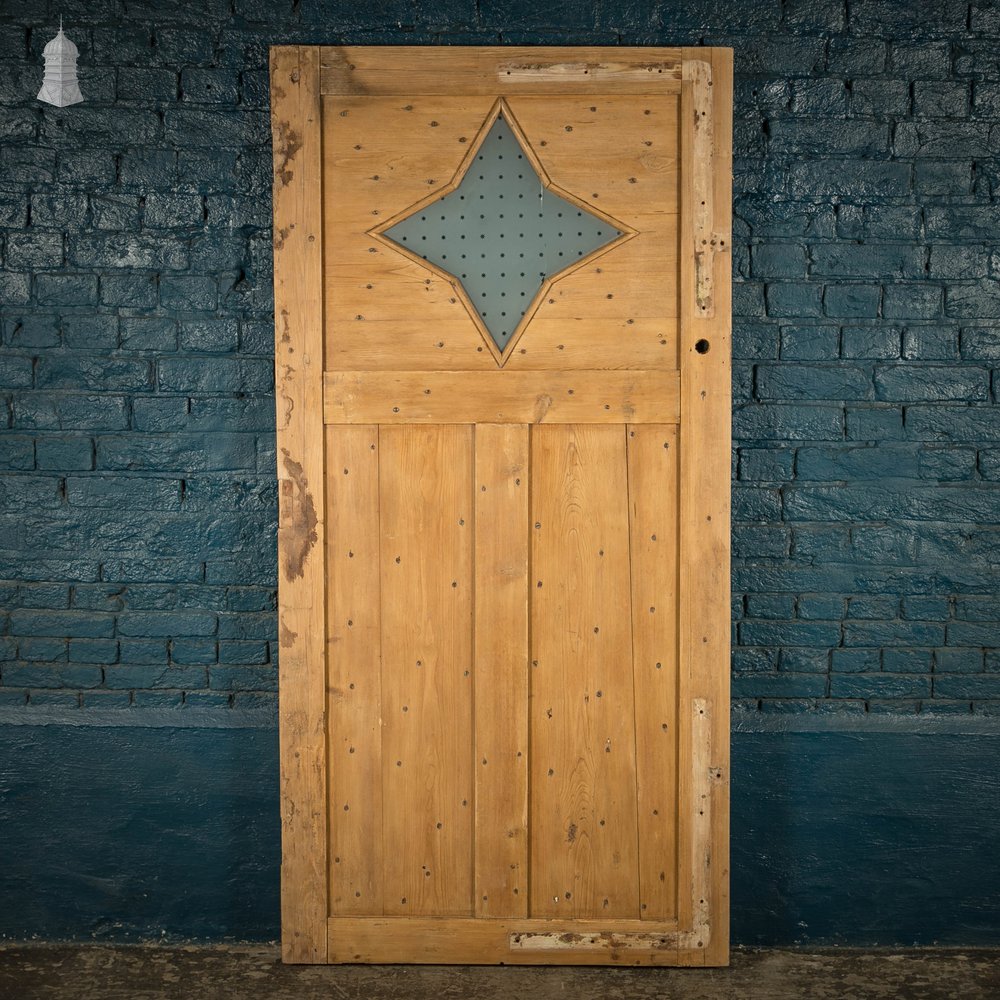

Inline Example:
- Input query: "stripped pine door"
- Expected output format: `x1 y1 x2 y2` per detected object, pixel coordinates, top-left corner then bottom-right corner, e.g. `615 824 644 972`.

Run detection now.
271 46 731 967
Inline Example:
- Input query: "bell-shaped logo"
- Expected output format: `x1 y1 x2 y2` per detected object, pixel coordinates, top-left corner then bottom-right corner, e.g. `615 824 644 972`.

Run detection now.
37 20 84 108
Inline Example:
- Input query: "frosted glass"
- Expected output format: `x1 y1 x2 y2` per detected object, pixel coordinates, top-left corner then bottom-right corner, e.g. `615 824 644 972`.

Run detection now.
383 114 622 353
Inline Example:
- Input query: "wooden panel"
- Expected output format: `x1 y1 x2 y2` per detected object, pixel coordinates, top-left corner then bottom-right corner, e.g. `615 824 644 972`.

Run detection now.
270 45 328 963
529 425 640 919
322 92 680 372
323 96 497 372
674 49 732 966
324 370 680 425
326 426 382 914
379 426 475 916
627 424 680 920
328 917 702 966
321 47 685 96
474 425 529 918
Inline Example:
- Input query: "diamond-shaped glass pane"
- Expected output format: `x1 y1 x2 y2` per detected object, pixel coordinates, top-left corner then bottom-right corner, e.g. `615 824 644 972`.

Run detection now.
383 113 623 353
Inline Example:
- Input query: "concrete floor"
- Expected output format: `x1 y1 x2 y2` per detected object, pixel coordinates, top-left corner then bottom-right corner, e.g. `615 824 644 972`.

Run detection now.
0 945 997 1000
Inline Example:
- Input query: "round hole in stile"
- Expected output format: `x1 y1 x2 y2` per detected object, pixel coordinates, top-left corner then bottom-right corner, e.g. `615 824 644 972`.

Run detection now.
695 338 711 354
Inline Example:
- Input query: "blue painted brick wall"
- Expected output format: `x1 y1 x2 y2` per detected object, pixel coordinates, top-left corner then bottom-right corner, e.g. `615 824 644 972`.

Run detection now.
1 0 999 719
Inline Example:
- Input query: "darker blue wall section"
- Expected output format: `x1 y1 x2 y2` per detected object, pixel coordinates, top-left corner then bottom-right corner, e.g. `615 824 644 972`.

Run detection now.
2 722 997 945
2 0 1000 945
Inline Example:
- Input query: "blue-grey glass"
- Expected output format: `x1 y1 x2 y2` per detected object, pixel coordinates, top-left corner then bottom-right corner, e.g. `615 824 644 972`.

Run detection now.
383 114 622 353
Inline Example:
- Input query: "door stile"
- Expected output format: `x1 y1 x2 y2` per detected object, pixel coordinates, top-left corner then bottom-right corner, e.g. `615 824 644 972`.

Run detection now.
675 51 732 965
271 45 329 963
473 424 530 918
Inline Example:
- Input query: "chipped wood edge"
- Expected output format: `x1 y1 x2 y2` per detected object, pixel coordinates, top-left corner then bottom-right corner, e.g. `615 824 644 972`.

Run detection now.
676 47 732 968
320 46 688 96
271 44 329 964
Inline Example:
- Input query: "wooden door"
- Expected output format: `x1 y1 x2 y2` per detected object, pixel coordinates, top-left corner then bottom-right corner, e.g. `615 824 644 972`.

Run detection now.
271 45 731 967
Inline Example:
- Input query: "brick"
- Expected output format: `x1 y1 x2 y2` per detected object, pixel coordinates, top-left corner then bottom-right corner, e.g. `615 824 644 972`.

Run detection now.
35 274 99 308
731 672 827 698
170 639 218 665
934 676 1000 699
946 282 1000 319
97 434 257 472
926 207 1000 241
120 317 178 353
0 273 31 307
734 403 843 441
66 476 181 510
740 620 840 646
875 364 990 402
826 38 886 75
823 284 881 319
946 622 1000 646
842 326 901 360
104 665 206 689
882 284 942 321
928 246 987 281
914 161 972 197
61 315 118 351
163 109 268 148
68 233 188 270
738 447 795 481
770 120 889 157
4 315 60 350
90 194 141 231
117 67 178 103
791 79 848 115
780 649 830 673
732 648 780 673
119 150 177 187
117 611 217 638
218 640 269 665
180 68 239 104
766 282 823 318
785 485 1000 523
35 437 93 471
796 444 917 480
831 674 930 699
732 524 789 558
144 192 205 228
779 325 839 360
178 319 239 353
903 326 959 361
3 665 101 688
890 40 952 78
752 243 807 280
852 79 911 117
0 437 34 471
918 447 977 480
100 275 160 311
35 356 151 392
12 393 129 432
935 648 985 673
811 244 924 280
10 610 115 639
914 81 970 119
5 232 63 269
157 357 272 393
208 665 277 691
158 275 218 311
831 649 880 673
894 122 1000 159
68 639 119 664
756 363 873 401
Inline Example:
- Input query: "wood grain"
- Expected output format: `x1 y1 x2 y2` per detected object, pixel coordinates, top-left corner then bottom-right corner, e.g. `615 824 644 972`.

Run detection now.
379 426 475 916
326 426 382 915
674 49 732 967
327 916 691 966
529 425 640 920
270 44 328 964
321 47 686 96
324 370 680 425
474 424 530 918
627 423 680 921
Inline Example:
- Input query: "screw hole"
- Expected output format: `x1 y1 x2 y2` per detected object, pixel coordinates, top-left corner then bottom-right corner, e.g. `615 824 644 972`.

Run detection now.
695 338 710 354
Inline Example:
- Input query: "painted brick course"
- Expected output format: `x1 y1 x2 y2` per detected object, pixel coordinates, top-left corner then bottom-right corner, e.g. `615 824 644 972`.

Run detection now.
0 1 998 719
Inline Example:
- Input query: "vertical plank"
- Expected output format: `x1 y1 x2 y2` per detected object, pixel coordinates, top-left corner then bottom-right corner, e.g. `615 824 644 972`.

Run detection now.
676 50 732 965
529 424 640 920
379 425 475 916
627 423 680 920
474 424 530 918
326 426 382 914
271 44 328 964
